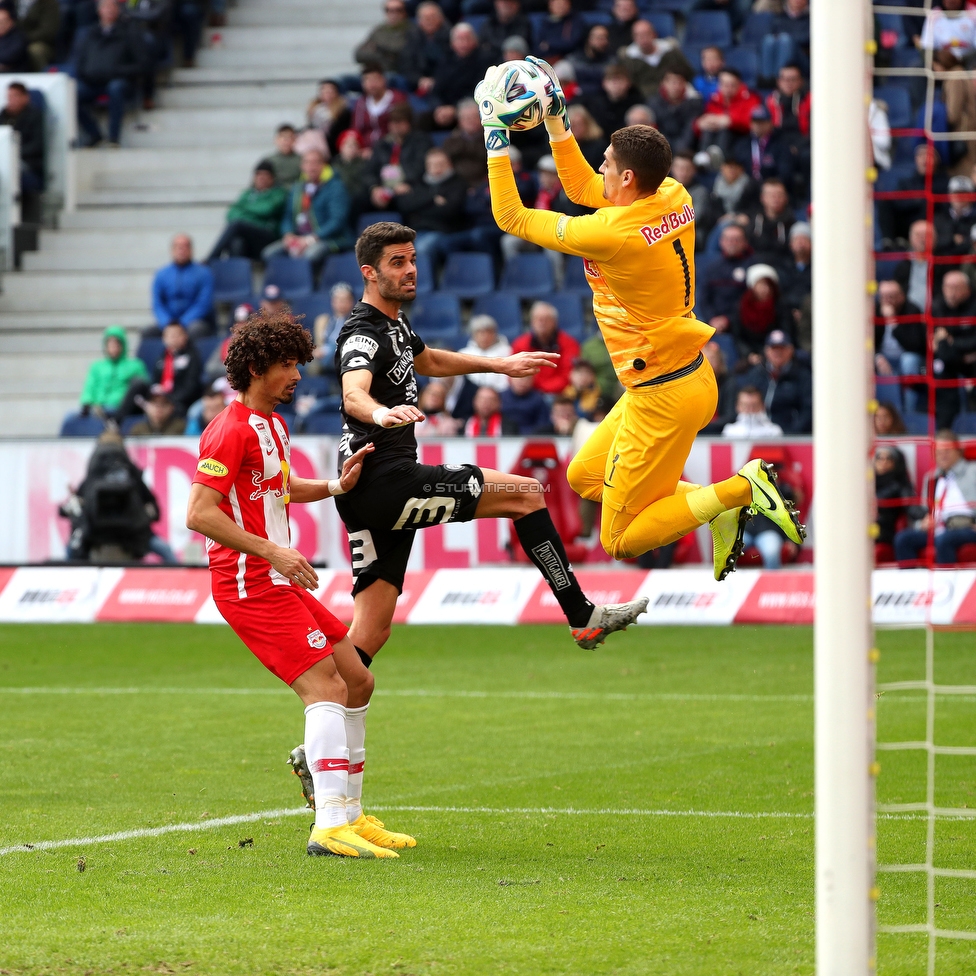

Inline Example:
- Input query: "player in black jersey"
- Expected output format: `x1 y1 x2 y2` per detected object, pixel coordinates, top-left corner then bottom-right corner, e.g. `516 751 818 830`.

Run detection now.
334 222 647 656
287 222 647 840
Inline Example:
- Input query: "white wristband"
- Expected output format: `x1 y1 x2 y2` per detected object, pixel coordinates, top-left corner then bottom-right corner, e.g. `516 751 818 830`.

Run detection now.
327 478 345 497
544 117 572 142
371 406 390 426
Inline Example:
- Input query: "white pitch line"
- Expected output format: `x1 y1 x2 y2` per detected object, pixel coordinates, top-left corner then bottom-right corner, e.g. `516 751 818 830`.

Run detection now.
0 804 815 857
0 687 813 703
2 803 957 857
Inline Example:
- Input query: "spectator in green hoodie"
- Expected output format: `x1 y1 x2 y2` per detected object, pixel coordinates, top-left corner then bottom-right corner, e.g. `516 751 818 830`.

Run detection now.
80 326 148 417
206 162 288 261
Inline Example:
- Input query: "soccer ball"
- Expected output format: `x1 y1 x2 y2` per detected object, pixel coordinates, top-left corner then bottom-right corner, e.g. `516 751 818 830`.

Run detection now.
488 59 552 131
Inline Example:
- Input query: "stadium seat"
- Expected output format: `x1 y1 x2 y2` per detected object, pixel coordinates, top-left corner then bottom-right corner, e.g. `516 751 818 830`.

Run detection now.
643 11 676 39
264 255 314 298
902 411 931 436
302 410 345 435
210 258 252 305
439 252 495 298
463 13 488 33
120 414 144 435
685 10 732 49
580 10 611 27
500 253 555 298
473 292 523 340
289 294 331 329
875 378 903 410
318 251 362 293
952 412 976 435
60 412 107 437
740 12 774 48
873 84 912 129
356 211 402 234
643 0 694 14
410 293 462 341
725 46 759 88
136 337 164 374
710 331 738 369
562 255 591 296
430 131 450 148
415 252 435 295
545 293 585 342
528 11 548 47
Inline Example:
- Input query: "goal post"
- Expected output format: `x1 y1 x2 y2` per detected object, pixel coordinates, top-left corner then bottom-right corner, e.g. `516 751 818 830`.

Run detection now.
812 1 876 974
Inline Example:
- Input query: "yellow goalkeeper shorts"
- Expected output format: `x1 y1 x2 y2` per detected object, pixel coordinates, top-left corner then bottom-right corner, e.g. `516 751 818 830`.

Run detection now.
567 354 718 516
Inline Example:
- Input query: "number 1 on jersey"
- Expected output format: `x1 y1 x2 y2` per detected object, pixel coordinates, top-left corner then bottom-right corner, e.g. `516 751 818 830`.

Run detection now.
672 238 691 307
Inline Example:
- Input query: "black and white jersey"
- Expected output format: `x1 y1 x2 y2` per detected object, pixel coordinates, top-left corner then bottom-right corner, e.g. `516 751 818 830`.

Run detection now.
335 301 426 482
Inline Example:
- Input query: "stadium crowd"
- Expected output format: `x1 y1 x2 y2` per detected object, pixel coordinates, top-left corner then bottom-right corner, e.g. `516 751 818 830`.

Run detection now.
55 0 976 566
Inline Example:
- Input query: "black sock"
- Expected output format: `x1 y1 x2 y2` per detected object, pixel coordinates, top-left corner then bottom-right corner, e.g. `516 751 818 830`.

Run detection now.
513 508 594 628
355 645 373 669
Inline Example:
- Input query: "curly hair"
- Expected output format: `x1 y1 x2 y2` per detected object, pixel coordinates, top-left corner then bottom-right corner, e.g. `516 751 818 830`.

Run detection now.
224 310 314 392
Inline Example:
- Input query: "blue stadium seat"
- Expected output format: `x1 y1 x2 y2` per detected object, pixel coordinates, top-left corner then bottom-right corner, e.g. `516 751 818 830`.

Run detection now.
411 293 462 341
873 84 912 129
710 331 738 369
264 255 314 298
580 10 611 27
60 412 107 437
725 46 759 88
528 11 548 47
902 411 931 436
875 379 903 410
562 255 591 296
318 251 362 293
120 414 145 435
740 12 773 48
356 211 402 234
430 131 450 147
685 10 732 49
290 294 331 329
415 252 435 295
296 375 332 399
545 293 585 342
196 336 221 375
643 11 676 38
876 10 909 49
136 337 164 375
643 0 694 14
500 253 555 298
463 14 488 34
439 252 494 297
473 292 523 340
210 257 252 305
953 412 976 435
302 410 345 435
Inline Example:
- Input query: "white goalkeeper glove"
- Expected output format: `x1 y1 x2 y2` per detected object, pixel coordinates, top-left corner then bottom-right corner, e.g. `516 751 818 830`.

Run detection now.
525 55 570 141
475 63 533 154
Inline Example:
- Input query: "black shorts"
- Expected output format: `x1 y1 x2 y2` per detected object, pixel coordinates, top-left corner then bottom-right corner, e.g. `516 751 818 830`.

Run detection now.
335 461 485 595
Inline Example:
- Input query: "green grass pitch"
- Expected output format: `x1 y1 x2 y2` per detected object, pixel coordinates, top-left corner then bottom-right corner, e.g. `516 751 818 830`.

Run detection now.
0 622 973 975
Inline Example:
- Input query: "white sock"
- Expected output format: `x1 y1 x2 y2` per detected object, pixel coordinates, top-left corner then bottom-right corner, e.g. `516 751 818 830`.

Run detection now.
303 700 349 829
345 703 368 823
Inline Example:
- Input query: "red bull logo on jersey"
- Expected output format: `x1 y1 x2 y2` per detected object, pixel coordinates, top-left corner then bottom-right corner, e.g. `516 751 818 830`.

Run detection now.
306 629 328 649
249 468 286 502
639 204 695 246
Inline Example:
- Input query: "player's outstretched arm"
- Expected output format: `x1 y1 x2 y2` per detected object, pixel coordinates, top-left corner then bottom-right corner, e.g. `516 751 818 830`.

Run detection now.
523 56 606 210
290 444 375 503
414 346 558 379
342 368 425 428
186 483 320 590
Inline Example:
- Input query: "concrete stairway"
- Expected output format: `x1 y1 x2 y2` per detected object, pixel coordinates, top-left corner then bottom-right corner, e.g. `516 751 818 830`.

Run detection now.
0 0 372 436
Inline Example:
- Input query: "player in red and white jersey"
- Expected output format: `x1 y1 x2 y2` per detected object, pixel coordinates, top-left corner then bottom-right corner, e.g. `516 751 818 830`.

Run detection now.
187 311 413 859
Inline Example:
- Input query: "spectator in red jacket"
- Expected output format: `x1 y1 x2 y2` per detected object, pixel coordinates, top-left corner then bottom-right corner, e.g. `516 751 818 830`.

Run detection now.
351 64 407 148
765 63 810 139
511 301 580 396
693 67 761 158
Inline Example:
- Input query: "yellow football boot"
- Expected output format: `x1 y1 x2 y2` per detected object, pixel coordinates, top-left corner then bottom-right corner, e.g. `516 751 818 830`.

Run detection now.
350 812 417 849
710 506 750 581
307 823 399 858
737 458 806 545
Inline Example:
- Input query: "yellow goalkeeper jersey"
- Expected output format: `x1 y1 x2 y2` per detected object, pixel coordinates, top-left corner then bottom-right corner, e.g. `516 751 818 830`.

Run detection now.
488 136 714 389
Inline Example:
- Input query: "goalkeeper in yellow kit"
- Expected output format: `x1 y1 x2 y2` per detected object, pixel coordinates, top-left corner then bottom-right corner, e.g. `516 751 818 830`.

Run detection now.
476 60 804 578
